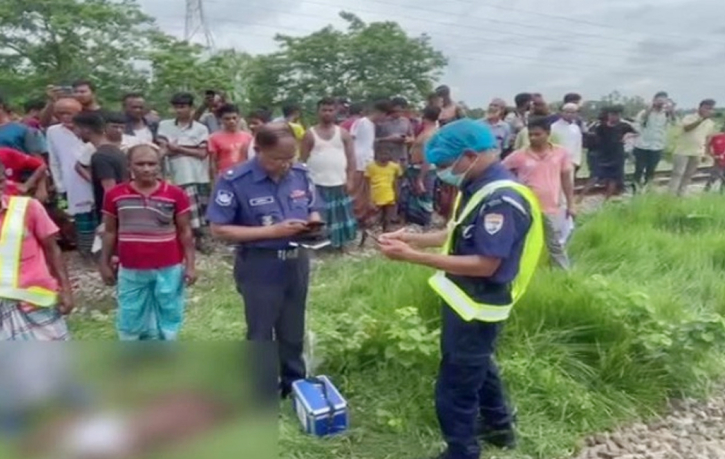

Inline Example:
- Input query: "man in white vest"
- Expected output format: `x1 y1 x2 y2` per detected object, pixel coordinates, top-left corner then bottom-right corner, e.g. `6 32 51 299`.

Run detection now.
377 119 544 459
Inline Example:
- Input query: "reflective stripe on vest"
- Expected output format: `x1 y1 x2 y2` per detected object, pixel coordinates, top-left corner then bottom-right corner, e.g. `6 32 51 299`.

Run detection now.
428 179 544 322
0 197 58 307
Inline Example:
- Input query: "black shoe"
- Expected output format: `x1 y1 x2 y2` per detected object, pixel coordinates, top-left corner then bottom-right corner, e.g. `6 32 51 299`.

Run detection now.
480 427 517 449
478 409 518 449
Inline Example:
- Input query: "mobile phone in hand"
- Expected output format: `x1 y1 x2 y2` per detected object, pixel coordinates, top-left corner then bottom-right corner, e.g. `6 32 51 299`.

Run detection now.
305 221 326 231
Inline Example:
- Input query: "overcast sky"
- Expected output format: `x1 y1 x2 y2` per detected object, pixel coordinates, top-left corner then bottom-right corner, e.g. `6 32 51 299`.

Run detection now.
138 0 725 109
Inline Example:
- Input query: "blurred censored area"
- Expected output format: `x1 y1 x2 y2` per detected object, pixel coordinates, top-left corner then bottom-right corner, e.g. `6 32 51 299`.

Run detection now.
0 342 278 459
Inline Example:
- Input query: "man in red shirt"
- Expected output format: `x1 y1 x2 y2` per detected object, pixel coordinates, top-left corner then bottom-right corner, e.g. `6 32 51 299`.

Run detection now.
207 104 252 179
100 144 197 341
705 125 725 192
0 147 49 201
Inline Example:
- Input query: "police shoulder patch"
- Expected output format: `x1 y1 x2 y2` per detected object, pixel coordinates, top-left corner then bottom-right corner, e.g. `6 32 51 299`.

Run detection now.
215 190 234 207
483 213 504 235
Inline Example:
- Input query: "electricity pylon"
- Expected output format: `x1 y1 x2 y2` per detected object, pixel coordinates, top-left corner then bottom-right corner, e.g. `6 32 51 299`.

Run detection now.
185 0 215 50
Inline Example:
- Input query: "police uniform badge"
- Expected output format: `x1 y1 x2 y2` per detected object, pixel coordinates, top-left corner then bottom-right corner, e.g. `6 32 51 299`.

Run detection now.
215 190 234 207
483 213 504 235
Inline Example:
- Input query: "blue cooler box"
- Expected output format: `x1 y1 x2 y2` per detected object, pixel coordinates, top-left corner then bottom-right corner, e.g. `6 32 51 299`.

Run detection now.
291 376 348 436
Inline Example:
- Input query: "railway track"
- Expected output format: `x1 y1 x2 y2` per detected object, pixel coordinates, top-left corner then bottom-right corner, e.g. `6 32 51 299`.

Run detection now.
574 165 712 194
53 166 714 251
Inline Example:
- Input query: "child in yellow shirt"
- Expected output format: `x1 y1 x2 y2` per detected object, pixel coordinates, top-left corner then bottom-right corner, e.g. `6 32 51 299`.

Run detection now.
365 146 402 232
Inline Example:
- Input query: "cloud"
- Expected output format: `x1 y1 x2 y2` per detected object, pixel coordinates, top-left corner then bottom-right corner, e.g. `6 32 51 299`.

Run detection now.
138 0 725 108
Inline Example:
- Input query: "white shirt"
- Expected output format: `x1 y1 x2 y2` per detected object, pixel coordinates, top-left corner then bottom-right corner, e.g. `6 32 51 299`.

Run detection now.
350 117 375 172
633 109 669 151
306 126 347 187
132 126 153 144
247 138 256 160
120 134 143 152
157 119 210 186
77 136 144 168
551 119 583 166
46 124 94 215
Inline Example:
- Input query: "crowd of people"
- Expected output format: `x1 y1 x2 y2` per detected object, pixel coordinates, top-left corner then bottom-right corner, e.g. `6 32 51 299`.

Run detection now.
0 81 723 342
2 77 725 458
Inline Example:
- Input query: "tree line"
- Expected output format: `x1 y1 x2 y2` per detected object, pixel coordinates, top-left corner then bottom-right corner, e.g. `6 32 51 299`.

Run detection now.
0 1 446 118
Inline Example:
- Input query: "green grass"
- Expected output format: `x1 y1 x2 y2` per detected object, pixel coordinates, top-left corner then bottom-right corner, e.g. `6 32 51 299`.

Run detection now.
65 193 725 459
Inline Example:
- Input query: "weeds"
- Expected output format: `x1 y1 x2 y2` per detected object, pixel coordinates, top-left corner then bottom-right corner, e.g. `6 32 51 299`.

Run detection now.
285 193 725 458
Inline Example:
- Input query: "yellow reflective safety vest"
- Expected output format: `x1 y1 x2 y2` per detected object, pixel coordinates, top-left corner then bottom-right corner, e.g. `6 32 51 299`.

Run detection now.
428 179 544 322
0 196 58 307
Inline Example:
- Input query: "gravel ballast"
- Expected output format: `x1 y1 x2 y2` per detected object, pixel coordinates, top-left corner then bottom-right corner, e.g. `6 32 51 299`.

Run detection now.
571 393 725 459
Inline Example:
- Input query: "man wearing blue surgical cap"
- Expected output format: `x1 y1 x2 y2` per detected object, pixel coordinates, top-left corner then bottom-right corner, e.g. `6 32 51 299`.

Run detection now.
378 119 544 459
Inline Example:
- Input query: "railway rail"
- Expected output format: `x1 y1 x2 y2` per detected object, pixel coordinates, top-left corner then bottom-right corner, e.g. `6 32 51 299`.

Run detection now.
574 165 712 194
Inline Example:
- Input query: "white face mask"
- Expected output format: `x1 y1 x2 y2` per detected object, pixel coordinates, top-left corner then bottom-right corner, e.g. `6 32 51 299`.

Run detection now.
435 155 480 188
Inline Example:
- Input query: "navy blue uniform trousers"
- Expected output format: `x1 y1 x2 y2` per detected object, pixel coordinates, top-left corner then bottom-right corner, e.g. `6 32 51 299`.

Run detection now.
436 304 512 459
234 249 309 399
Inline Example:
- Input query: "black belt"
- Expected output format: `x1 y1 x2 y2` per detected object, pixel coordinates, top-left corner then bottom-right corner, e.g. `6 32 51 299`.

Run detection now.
240 247 302 260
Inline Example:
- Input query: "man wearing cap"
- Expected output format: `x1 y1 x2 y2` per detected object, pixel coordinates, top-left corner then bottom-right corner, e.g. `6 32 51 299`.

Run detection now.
551 103 584 175
377 119 545 459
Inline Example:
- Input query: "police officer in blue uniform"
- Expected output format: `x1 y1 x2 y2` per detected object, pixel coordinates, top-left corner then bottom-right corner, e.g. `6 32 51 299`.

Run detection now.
378 119 544 459
206 122 323 399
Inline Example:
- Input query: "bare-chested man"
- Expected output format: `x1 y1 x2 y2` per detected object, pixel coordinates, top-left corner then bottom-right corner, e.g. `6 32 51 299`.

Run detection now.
301 97 357 250
403 105 441 227
435 85 466 126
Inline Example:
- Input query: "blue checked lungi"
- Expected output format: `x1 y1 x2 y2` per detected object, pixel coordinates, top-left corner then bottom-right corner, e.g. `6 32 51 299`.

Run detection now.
316 185 357 248
116 264 186 341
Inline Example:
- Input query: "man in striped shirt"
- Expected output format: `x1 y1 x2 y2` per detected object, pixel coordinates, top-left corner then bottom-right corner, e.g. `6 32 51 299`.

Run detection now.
99 144 197 341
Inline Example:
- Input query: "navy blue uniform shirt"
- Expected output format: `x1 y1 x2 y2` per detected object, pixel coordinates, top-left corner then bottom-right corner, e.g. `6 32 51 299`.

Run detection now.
206 158 323 250
448 162 532 305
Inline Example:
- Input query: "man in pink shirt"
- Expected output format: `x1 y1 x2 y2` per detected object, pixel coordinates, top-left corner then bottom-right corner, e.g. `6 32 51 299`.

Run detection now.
207 104 253 180
0 161 74 340
502 116 575 269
